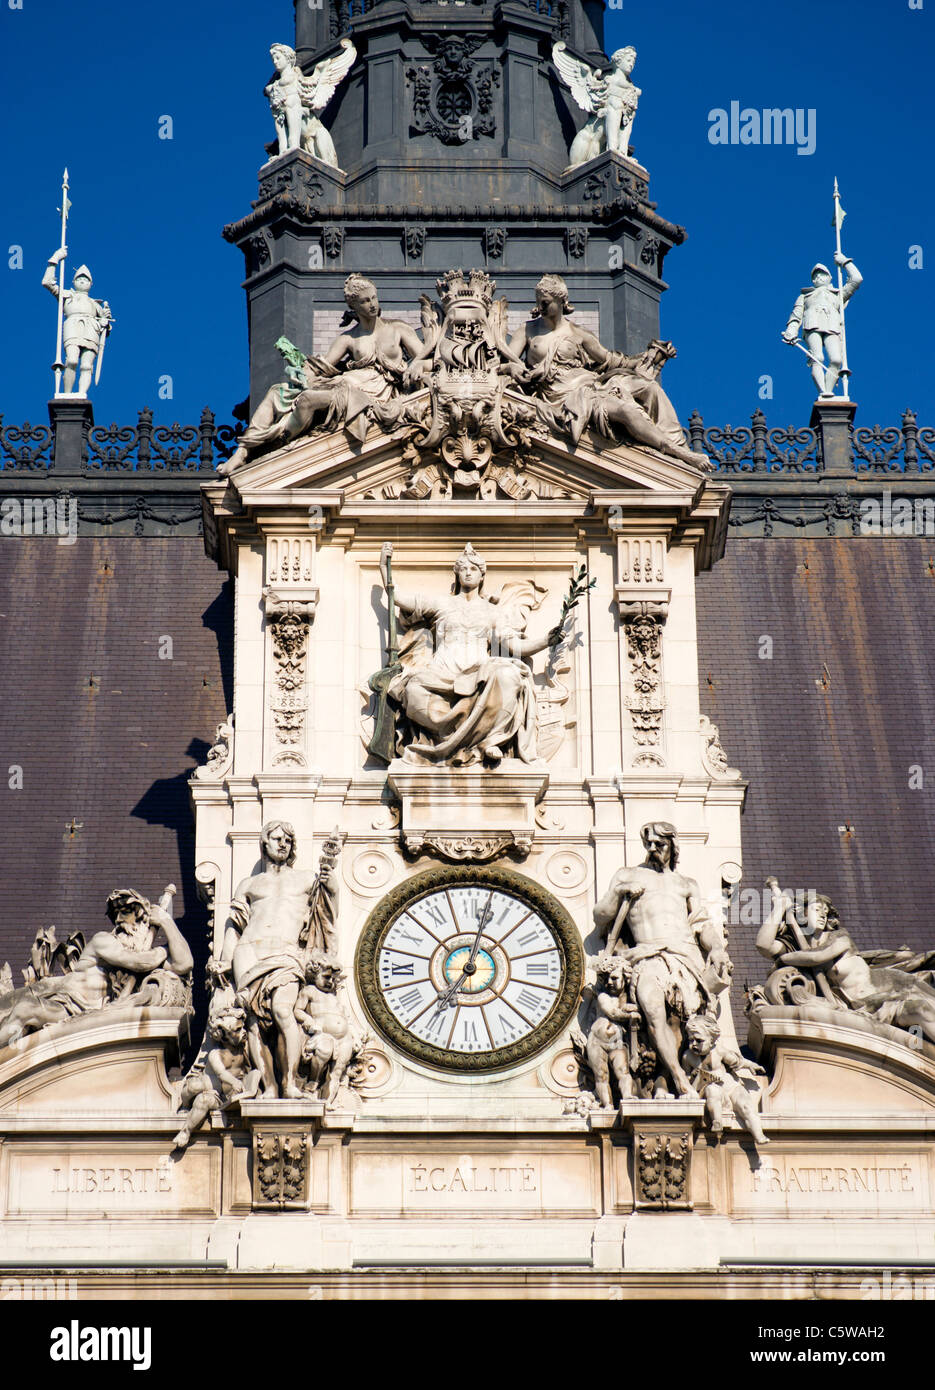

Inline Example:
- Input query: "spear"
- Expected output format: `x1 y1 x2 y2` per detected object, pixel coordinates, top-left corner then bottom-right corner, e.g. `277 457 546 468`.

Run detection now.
367 543 402 763
53 169 70 395
832 177 851 399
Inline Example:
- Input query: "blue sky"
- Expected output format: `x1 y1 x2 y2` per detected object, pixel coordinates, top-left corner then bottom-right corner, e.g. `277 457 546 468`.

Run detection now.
0 0 931 432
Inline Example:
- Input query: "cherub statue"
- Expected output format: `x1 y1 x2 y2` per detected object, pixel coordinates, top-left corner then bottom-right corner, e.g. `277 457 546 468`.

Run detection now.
294 951 362 1104
173 1001 261 1149
266 39 357 168
552 43 640 168
583 955 640 1106
681 1012 769 1145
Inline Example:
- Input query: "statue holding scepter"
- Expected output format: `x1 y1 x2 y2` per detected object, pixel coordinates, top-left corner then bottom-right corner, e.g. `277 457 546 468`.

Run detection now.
372 542 563 768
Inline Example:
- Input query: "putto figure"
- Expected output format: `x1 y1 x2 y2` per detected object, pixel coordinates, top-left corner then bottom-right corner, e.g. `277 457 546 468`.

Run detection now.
172 1000 260 1149
592 823 731 1097
552 42 641 168
377 541 562 768
214 824 342 1099
295 950 363 1103
681 1013 769 1145
265 39 356 167
42 249 113 396
510 275 704 467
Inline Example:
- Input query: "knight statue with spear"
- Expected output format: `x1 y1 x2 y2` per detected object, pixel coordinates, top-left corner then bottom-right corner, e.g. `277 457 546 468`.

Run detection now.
41 170 114 396
782 178 862 399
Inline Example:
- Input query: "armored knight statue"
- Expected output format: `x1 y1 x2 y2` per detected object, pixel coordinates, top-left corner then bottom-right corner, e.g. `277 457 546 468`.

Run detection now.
218 275 426 474
265 39 356 167
377 541 563 768
591 823 732 1097
0 886 192 1050
552 43 641 167
510 275 704 467
42 249 113 396
753 877 935 1043
783 254 862 397
213 824 342 1099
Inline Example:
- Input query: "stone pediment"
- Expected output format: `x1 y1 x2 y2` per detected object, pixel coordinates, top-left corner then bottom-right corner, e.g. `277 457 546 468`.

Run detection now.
217 394 711 499
203 399 729 572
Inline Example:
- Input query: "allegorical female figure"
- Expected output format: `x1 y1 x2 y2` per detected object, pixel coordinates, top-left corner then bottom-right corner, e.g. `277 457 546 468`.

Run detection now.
508 274 702 467
219 275 425 473
379 542 560 767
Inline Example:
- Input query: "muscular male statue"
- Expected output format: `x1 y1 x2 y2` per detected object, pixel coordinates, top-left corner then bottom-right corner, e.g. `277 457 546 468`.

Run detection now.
592 823 730 1096
0 888 191 1049
216 822 340 1099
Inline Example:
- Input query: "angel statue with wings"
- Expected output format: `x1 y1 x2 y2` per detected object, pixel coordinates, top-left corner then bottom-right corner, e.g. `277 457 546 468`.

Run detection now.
378 542 563 768
266 39 357 168
552 42 640 168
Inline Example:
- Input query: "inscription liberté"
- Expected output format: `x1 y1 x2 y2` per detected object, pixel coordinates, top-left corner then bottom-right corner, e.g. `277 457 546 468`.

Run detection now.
51 1165 173 1196
409 1163 538 1194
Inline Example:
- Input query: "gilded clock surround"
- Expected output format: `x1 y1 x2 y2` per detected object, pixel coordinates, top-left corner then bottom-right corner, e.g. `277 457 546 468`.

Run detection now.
354 863 585 1073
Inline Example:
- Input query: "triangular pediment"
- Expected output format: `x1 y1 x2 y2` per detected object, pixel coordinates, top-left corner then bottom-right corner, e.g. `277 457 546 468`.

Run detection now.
215 388 713 506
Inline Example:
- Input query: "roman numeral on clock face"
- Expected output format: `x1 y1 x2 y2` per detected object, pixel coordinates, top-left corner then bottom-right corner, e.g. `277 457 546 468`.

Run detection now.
390 961 414 976
421 900 447 928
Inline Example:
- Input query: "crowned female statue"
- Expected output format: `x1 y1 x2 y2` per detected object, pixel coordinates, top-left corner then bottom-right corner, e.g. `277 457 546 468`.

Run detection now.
378 543 561 768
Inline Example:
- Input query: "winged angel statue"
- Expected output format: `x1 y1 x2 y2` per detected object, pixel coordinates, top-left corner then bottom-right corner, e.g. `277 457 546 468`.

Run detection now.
552 42 640 168
266 39 357 168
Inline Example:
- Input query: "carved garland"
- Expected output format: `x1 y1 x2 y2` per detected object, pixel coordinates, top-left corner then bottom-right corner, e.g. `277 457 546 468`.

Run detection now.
265 593 316 768
622 609 666 765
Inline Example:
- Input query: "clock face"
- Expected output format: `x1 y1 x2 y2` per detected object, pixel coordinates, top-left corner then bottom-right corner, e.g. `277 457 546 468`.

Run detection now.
355 866 584 1073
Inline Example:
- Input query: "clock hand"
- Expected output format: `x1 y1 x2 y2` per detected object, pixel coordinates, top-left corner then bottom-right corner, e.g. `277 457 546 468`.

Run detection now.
433 895 495 1010
464 892 494 970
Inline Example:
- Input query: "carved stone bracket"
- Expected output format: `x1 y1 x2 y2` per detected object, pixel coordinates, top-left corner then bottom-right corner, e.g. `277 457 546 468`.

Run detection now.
252 1129 310 1209
404 831 532 863
389 766 547 865
322 225 344 260
565 226 588 260
699 714 740 780
633 1128 693 1210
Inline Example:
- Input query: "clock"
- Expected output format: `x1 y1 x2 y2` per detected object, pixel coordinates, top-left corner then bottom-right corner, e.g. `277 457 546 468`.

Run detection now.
355 865 584 1073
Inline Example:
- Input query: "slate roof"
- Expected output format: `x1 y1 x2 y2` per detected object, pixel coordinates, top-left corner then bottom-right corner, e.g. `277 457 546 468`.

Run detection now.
1 535 931 1013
